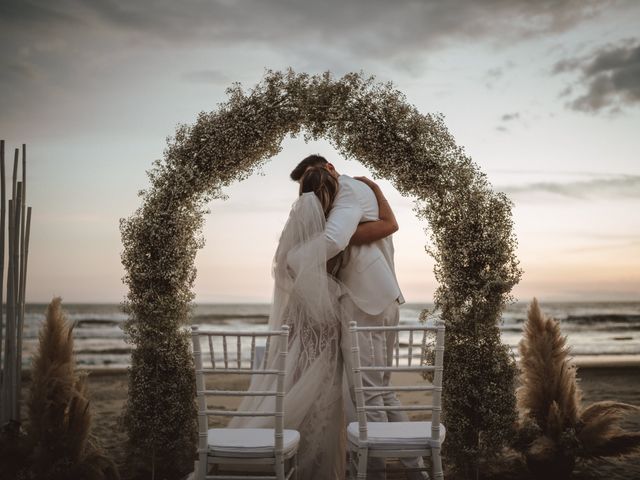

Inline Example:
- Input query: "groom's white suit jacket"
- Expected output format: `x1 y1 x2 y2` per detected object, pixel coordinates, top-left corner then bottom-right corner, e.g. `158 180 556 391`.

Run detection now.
325 175 405 315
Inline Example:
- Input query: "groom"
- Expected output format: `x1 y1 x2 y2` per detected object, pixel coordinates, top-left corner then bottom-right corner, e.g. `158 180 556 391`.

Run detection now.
290 155 428 480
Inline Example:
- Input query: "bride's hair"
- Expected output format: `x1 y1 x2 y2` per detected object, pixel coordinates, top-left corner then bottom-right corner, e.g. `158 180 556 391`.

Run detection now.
299 166 339 216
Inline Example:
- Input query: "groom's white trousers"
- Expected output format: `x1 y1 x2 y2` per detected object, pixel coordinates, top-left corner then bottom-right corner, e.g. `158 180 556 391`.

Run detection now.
342 297 426 480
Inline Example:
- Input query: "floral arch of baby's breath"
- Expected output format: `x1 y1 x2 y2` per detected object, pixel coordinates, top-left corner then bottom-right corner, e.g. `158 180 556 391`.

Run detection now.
120 69 523 478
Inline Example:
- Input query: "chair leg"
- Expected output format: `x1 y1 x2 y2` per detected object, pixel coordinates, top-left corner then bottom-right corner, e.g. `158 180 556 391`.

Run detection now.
275 453 285 480
432 447 444 480
193 459 200 480
197 452 208 480
294 452 299 480
357 447 368 480
348 448 357 480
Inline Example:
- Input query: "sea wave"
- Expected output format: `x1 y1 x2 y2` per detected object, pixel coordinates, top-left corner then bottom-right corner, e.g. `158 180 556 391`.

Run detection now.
16 301 640 369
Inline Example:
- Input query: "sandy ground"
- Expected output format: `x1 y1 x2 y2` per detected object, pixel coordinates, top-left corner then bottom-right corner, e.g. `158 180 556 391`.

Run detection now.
18 365 640 479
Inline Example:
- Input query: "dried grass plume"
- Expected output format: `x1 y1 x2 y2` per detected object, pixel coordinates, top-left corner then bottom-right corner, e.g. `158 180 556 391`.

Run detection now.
26 297 119 479
515 297 640 479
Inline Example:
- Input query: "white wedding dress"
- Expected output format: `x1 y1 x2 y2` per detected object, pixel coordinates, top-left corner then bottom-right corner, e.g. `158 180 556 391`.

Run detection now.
229 192 349 480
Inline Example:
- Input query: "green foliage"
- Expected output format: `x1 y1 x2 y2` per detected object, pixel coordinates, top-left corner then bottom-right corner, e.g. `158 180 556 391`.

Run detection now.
120 69 522 477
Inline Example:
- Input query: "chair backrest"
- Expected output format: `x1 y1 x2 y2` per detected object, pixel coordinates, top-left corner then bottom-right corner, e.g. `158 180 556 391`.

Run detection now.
348 320 445 443
191 325 290 455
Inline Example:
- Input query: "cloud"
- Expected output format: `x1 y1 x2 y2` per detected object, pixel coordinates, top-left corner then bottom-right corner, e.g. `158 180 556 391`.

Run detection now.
483 66 504 90
182 70 230 84
495 111 521 132
486 67 504 79
498 174 640 200
500 112 520 121
0 1 617 100
553 39 640 113
483 59 518 89
2 0 608 50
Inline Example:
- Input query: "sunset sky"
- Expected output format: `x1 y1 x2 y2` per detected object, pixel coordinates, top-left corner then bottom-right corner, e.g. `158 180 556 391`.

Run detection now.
1 1 639 303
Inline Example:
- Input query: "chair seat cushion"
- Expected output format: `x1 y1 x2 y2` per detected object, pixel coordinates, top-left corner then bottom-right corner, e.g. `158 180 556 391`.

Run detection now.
207 428 300 458
347 421 446 450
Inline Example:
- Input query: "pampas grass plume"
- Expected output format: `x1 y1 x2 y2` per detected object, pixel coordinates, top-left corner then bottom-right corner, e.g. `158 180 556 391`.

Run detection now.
26 297 119 479
517 297 580 431
515 297 640 478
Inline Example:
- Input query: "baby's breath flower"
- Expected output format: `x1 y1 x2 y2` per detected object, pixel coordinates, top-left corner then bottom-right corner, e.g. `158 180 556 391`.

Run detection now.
120 69 522 476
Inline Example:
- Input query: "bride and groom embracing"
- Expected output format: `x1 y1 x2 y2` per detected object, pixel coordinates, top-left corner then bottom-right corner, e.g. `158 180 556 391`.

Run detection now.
230 155 428 480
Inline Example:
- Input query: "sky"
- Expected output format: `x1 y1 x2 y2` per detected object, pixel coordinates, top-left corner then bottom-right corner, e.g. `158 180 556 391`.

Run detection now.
0 0 639 303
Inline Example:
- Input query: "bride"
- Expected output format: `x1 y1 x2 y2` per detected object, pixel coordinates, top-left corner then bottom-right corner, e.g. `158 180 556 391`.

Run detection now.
229 166 398 480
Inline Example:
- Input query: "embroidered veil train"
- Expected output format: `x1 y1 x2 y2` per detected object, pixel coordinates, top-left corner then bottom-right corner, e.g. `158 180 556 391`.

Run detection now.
228 192 350 480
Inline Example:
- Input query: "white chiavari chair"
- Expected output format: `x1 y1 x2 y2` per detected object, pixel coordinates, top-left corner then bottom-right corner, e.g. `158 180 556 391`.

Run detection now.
347 320 446 479
191 325 299 480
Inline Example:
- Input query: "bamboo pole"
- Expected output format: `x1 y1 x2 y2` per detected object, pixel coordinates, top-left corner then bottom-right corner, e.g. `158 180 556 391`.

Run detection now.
7 148 18 420
14 183 20 313
11 148 17 208
16 145 26 395
3 198 15 423
0 140 4 376
11 183 21 419
16 206 30 418
14 180 23 414
0 142 31 425
19 147 26 310
23 208 31 303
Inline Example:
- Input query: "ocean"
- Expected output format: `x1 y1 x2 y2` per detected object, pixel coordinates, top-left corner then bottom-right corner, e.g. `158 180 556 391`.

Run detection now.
14 301 640 369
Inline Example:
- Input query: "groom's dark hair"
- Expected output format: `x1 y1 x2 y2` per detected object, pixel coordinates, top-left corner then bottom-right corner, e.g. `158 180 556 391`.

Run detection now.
290 154 328 181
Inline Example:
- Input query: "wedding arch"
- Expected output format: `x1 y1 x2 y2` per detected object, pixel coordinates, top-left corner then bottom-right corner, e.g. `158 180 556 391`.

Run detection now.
120 69 522 478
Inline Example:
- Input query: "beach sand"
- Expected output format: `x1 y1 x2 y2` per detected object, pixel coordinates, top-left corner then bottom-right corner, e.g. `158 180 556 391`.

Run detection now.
19 363 640 479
